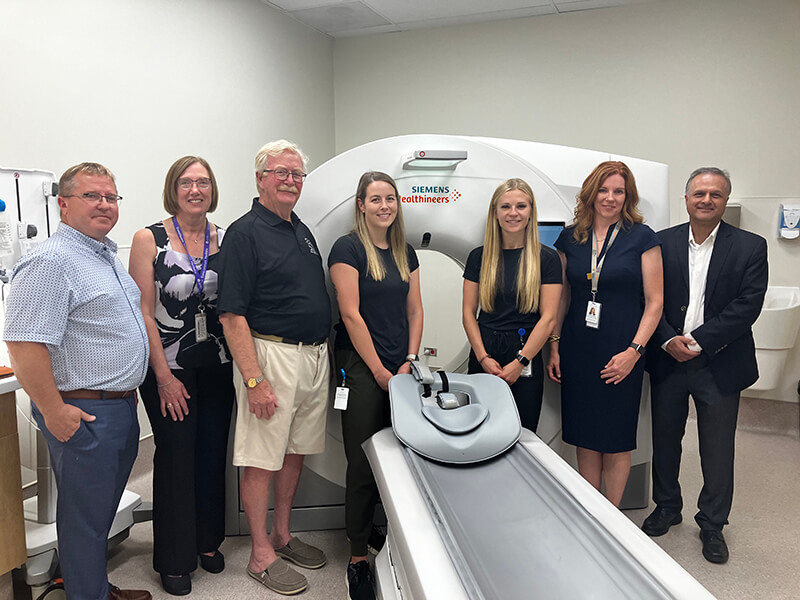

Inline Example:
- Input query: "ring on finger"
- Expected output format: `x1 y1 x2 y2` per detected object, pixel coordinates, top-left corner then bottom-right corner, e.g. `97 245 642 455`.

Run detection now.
166 402 173 408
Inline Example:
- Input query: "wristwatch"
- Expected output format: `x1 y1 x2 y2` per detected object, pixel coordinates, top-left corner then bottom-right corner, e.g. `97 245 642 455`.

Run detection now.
246 374 265 388
515 352 530 366
629 343 646 356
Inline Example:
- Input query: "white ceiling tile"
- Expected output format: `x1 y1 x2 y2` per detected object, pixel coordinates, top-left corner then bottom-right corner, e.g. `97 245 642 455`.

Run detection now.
290 2 391 33
261 0 660 38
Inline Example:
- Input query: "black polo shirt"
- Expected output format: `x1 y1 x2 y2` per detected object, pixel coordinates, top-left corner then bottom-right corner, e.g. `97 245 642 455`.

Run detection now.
217 198 331 342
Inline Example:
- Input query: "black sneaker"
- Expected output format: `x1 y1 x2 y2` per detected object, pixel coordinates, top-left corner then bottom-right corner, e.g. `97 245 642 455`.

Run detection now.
346 560 376 600
367 527 386 555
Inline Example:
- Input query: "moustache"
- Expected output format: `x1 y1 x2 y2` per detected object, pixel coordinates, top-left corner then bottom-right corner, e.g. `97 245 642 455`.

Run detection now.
278 185 299 193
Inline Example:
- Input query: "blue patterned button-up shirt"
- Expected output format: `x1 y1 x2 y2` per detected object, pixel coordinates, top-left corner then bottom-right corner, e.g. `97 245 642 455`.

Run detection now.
3 223 149 391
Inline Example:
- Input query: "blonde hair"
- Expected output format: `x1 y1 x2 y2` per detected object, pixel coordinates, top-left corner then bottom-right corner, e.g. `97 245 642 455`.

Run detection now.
352 171 410 282
572 161 643 244
479 178 541 314
59 162 115 197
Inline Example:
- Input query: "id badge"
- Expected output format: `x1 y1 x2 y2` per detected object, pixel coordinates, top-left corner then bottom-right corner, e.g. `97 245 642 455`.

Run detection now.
520 362 533 378
195 307 208 342
585 301 601 329
334 386 349 410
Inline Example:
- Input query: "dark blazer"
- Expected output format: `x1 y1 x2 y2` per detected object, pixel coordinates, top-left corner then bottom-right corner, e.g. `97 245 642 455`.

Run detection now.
647 220 768 394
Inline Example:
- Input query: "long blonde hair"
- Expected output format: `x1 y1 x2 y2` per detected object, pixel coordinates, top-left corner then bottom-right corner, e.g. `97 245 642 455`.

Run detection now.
352 171 410 282
479 178 541 314
572 161 643 244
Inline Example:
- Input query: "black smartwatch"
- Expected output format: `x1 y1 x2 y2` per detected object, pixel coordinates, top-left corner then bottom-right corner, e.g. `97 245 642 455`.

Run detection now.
515 352 530 366
629 343 646 356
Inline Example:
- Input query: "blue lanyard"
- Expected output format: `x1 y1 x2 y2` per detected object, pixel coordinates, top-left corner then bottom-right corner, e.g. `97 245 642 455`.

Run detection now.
172 217 210 295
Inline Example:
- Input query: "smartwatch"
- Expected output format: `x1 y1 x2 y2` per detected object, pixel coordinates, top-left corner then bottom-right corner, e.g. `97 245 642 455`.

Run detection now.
629 343 646 356
515 352 530 366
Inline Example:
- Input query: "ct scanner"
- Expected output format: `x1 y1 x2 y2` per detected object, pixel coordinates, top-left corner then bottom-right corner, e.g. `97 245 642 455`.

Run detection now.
226 135 712 597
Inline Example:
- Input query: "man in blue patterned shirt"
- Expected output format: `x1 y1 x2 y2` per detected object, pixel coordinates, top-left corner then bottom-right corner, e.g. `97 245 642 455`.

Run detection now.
4 163 151 600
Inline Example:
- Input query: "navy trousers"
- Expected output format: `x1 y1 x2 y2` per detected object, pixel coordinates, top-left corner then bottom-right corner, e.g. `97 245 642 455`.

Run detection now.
650 354 740 531
32 395 139 600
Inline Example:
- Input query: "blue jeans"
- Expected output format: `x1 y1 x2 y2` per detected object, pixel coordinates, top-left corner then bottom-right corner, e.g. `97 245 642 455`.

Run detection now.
32 396 140 600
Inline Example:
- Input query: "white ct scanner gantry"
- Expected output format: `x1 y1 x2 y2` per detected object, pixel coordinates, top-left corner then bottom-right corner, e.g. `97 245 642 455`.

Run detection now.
225 134 670 536
282 135 711 599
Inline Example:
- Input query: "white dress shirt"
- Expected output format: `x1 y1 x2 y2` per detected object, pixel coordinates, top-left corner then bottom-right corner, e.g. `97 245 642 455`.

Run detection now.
661 222 720 352
683 223 720 351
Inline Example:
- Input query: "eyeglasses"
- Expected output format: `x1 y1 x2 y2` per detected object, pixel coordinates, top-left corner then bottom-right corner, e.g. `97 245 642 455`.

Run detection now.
263 169 307 183
62 192 123 205
177 178 212 191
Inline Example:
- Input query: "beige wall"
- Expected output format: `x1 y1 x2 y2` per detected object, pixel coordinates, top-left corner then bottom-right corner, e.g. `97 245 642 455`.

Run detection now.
0 0 335 243
333 0 800 285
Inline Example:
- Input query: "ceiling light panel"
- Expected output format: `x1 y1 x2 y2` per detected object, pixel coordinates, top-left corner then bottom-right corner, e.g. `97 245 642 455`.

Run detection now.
367 0 555 22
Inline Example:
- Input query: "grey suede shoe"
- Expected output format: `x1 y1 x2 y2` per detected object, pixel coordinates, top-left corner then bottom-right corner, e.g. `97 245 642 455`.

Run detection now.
247 558 308 595
275 536 328 569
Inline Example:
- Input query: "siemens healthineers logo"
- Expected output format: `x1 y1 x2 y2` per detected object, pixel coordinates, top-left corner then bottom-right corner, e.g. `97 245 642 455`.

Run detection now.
400 185 462 204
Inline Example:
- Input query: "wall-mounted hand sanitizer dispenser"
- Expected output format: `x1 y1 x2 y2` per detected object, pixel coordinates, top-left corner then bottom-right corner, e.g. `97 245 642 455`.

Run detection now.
779 203 800 239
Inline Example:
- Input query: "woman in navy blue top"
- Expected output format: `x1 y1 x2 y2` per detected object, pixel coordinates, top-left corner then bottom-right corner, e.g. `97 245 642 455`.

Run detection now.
547 161 663 507
328 171 423 599
462 178 562 432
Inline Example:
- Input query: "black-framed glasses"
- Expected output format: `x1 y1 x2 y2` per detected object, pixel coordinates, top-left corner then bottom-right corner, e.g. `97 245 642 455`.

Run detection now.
177 177 212 191
62 192 123 205
263 168 307 183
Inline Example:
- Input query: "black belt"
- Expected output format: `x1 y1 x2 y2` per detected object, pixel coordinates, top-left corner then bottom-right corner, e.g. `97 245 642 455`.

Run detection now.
251 331 327 346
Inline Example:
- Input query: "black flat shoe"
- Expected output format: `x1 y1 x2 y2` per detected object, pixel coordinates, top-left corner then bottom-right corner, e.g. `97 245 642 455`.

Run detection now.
641 506 682 537
199 550 225 574
699 529 729 564
160 573 191 596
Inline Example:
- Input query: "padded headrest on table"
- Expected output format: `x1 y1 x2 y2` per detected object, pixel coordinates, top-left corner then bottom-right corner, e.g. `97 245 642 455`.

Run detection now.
389 370 520 464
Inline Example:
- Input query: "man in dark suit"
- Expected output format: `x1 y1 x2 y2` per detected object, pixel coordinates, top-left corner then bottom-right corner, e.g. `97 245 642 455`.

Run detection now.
642 167 768 564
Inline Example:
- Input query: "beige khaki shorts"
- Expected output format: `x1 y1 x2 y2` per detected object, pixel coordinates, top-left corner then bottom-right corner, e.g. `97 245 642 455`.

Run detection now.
233 337 330 471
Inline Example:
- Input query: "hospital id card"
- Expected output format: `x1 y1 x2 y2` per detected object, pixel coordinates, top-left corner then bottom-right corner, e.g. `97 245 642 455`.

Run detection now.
585 301 601 329
195 311 208 342
334 386 349 410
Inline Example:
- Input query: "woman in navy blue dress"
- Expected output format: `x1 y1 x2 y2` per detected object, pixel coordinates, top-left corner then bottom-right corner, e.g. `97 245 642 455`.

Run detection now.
547 161 663 507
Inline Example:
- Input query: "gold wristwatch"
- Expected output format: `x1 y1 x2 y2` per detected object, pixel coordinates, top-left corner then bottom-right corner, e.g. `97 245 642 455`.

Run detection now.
246 374 265 388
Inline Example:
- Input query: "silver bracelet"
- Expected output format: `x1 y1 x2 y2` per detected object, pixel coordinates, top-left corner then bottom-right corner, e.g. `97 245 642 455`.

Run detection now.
157 375 176 388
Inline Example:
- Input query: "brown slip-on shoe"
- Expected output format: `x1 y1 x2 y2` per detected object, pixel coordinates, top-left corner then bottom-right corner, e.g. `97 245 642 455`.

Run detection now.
247 557 308 595
108 584 152 600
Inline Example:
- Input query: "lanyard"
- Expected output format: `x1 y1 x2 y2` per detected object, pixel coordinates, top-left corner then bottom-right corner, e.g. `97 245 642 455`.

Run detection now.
172 217 210 296
590 221 621 302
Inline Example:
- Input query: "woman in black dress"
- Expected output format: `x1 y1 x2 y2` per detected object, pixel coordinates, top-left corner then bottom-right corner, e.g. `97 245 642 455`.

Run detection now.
462 178 562 432
547 161 662 507
328 171 423 600
129 156 234 595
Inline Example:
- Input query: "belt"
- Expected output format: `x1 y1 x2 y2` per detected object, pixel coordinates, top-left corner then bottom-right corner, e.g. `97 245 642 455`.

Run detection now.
251 331 327 346
60 389 136 400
